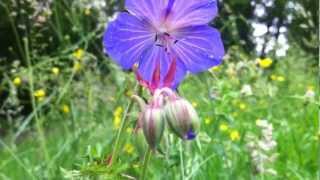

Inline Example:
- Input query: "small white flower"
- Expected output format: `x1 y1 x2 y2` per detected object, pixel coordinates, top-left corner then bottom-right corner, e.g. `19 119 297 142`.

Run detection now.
304 89 316 101
241 84 253 96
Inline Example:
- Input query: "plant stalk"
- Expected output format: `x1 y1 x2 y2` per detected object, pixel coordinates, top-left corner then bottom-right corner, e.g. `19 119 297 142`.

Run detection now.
109 84 142 165
141 148 152 180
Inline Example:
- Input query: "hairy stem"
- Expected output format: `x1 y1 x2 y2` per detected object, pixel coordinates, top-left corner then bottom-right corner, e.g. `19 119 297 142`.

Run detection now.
110 84 142 165
141 148 152 180
24 38 51 175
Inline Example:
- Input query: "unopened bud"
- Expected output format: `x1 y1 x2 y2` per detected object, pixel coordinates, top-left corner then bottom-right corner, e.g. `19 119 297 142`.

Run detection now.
142 105 165 149
164 97 200 140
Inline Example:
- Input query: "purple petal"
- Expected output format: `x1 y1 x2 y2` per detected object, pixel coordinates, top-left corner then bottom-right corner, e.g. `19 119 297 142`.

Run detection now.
171 60 187 89
168 0 218 28
138 45 170 83
125 0 168 26
138 45 187 90
171 25 224 73
103 12 154 69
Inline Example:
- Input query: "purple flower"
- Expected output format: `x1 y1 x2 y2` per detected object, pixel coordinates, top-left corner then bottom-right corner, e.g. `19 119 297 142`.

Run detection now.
103 0 225 92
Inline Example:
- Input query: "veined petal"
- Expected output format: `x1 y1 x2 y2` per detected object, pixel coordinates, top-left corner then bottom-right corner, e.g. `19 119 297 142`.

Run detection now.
125 0 168 26
138 45 187 91
103 12 154 69
167 0 218 28
171 25 224 73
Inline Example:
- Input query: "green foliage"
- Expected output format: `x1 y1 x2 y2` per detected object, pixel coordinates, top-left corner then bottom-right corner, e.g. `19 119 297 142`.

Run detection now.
0 0 318 179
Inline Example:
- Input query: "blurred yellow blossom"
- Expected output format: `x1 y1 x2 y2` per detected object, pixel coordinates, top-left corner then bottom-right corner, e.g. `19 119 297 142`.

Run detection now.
232 112 239 117
230 130 240 141
13 77 22 86
52 67 60 75
125 90 133 97
307 85 314 91
61 104 70 114
113 116 121 129
270 74 277 81
84 8 91 16
133 163 140 169
73 48 84 60
34 89 46 101
219 123 229 132
114 107 123 116
113 107 123 129
124 143 135 154
205 118 213 125
210 66 221 72
192 102 198 108
126 127 133 134
277 76 285 82
258 58 273 69
73 61 82 72
239 103 247 111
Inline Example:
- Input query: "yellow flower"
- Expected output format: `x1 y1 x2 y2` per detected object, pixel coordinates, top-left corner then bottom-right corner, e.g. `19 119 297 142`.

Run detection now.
61 104 70 114
73 48 84 60
125 90 133 97
239 103 247 111
126 127 133 134
277 76 285 82
52 67 60 75
232 112 239 117
114 107 123 116
34 89 46 101
307 85 314 91
205 118 212 125
113 106 123 129
84 8 91 16
192 102 198 108
73 61 82 72
230 130 240 141
270 74 277 81
13 77 22 86
113 116 121 129
124 143 135 154
219 123 229 132
258 58 273 69
133 164 140 169
210 66 221 72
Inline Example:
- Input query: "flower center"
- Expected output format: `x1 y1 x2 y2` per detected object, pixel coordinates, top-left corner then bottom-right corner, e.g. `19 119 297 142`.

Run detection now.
154 30 178 52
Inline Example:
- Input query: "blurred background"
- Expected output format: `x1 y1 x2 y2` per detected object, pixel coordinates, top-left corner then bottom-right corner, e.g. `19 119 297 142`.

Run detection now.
0 0 318 179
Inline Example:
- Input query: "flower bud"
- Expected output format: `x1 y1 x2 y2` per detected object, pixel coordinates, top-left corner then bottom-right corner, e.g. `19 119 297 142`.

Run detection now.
142 105 165 149
164 98 200 140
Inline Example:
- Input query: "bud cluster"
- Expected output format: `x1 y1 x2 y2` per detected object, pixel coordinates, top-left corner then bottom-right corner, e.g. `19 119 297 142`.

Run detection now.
133 88 200 149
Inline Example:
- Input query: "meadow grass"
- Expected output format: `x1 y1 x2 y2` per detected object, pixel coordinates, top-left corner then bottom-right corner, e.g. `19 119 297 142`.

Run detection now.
0 47 318 179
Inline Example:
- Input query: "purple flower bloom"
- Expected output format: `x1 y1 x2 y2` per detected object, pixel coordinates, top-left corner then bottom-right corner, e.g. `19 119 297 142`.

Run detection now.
103 0 225 92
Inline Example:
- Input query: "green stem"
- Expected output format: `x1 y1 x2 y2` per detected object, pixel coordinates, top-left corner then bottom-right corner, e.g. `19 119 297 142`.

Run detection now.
141 148 152 180
179 141 185 180
24 38 50 174
110 85 141 165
